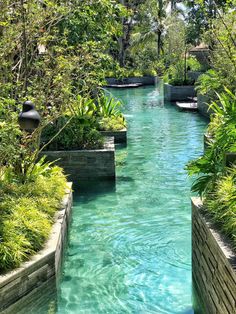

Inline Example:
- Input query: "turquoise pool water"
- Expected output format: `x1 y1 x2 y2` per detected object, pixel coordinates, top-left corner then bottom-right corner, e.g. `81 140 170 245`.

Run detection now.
56 86 207 314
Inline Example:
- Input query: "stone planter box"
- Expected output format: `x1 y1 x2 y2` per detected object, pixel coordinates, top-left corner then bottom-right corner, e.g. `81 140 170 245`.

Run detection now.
0 184 73 314
164 83 196 101
41 137 115 181
105 76 158 86
100 128 127 144
187 71 203 82
192 197 236 314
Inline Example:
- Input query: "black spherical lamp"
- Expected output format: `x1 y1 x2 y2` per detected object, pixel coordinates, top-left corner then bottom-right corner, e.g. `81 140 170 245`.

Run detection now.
18 101 41 132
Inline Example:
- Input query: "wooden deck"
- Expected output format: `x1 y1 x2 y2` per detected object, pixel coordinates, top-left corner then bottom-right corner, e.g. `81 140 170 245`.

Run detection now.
176 101 198 111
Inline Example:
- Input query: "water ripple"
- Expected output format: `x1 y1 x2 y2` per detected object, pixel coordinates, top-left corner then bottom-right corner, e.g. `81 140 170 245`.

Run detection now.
56 86 207 314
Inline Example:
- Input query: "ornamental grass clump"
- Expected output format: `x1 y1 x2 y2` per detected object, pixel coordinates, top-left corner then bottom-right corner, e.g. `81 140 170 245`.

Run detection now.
204 169 236 248
0 162 67 272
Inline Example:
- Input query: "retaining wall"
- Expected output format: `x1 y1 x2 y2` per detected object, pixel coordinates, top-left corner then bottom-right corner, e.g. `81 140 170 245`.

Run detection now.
187 71 203 82
0 184 73 314
164 83 196 101
100 129 127 144
42 137 115 181
192 197 236 314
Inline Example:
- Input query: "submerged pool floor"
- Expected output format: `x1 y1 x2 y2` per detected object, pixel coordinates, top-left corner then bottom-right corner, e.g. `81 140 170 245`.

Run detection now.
55 86 207 314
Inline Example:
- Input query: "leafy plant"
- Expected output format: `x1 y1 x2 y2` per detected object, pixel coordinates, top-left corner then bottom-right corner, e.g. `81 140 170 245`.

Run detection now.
42 118 104 151
98 116 126 131
204 167 236 248
195 69 222 96
187 89 236 196
0 162 67 272
97 95 123 118
164 59 195 86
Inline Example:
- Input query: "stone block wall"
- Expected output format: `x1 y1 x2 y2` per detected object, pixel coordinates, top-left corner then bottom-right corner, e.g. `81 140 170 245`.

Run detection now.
187 71 203 82
42 137 115 181
164 83 196 101
0 184 73 313
100 129 127 144
192 197 236 314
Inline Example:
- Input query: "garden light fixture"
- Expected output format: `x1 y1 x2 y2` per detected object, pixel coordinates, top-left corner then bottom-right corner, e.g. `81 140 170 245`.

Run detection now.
18 100 41 132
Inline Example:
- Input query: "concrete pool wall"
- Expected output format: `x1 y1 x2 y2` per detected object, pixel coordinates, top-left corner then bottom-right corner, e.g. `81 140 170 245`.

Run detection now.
192 197 236 314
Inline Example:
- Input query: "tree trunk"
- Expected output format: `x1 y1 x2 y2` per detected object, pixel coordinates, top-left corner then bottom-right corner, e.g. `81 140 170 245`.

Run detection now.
157 29 162 59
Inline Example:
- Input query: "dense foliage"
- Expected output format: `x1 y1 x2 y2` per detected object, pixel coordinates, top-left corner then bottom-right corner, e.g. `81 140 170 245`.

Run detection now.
0 0 236 270
0 160 67 272
42 93 125 150
187 89 236 246
0 0 128 271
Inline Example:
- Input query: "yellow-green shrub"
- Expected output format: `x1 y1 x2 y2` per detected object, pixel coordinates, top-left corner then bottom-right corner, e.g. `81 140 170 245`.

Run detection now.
0 163 67 272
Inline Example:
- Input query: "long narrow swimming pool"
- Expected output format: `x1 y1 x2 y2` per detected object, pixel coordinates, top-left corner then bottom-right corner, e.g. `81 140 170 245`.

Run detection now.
55 86 207 314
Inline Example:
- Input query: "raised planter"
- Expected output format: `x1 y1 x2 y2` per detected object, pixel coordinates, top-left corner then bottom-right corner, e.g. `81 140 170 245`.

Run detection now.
192 197 236 314
100 128 127 144
0 183 73 314
187 71 203 82
105 76 158 86
164 83 196 101
41 137 115 181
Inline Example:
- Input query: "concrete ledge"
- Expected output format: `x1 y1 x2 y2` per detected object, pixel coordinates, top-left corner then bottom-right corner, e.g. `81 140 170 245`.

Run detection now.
164 83 196 101
192 197 236 314
100 129 127 144
42 137 116 181
187 71 204 82
105 76 158 86
0 183 73 313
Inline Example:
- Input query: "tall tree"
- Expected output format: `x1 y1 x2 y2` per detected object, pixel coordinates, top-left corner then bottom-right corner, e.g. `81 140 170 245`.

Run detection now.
131 0 168 59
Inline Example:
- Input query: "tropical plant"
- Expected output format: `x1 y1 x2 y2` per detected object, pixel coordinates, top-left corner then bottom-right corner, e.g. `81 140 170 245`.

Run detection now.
131 0 169 59
164 57 201 86
98 116 126 132
0 162 67 272
204 167 236 248
187 89 236 196
96 95 123 118
195 69 222 95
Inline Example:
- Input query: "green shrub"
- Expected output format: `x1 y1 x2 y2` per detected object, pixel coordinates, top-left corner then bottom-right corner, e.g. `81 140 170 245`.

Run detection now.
187 89 236 248
195 69 222 96
42 117 104 150
165 60 194 86
97 95 123 118
186 89 236 195
204 168 236 248
164 57 202 86
187 56 202 72
98 116 126 131
0 161 67 272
